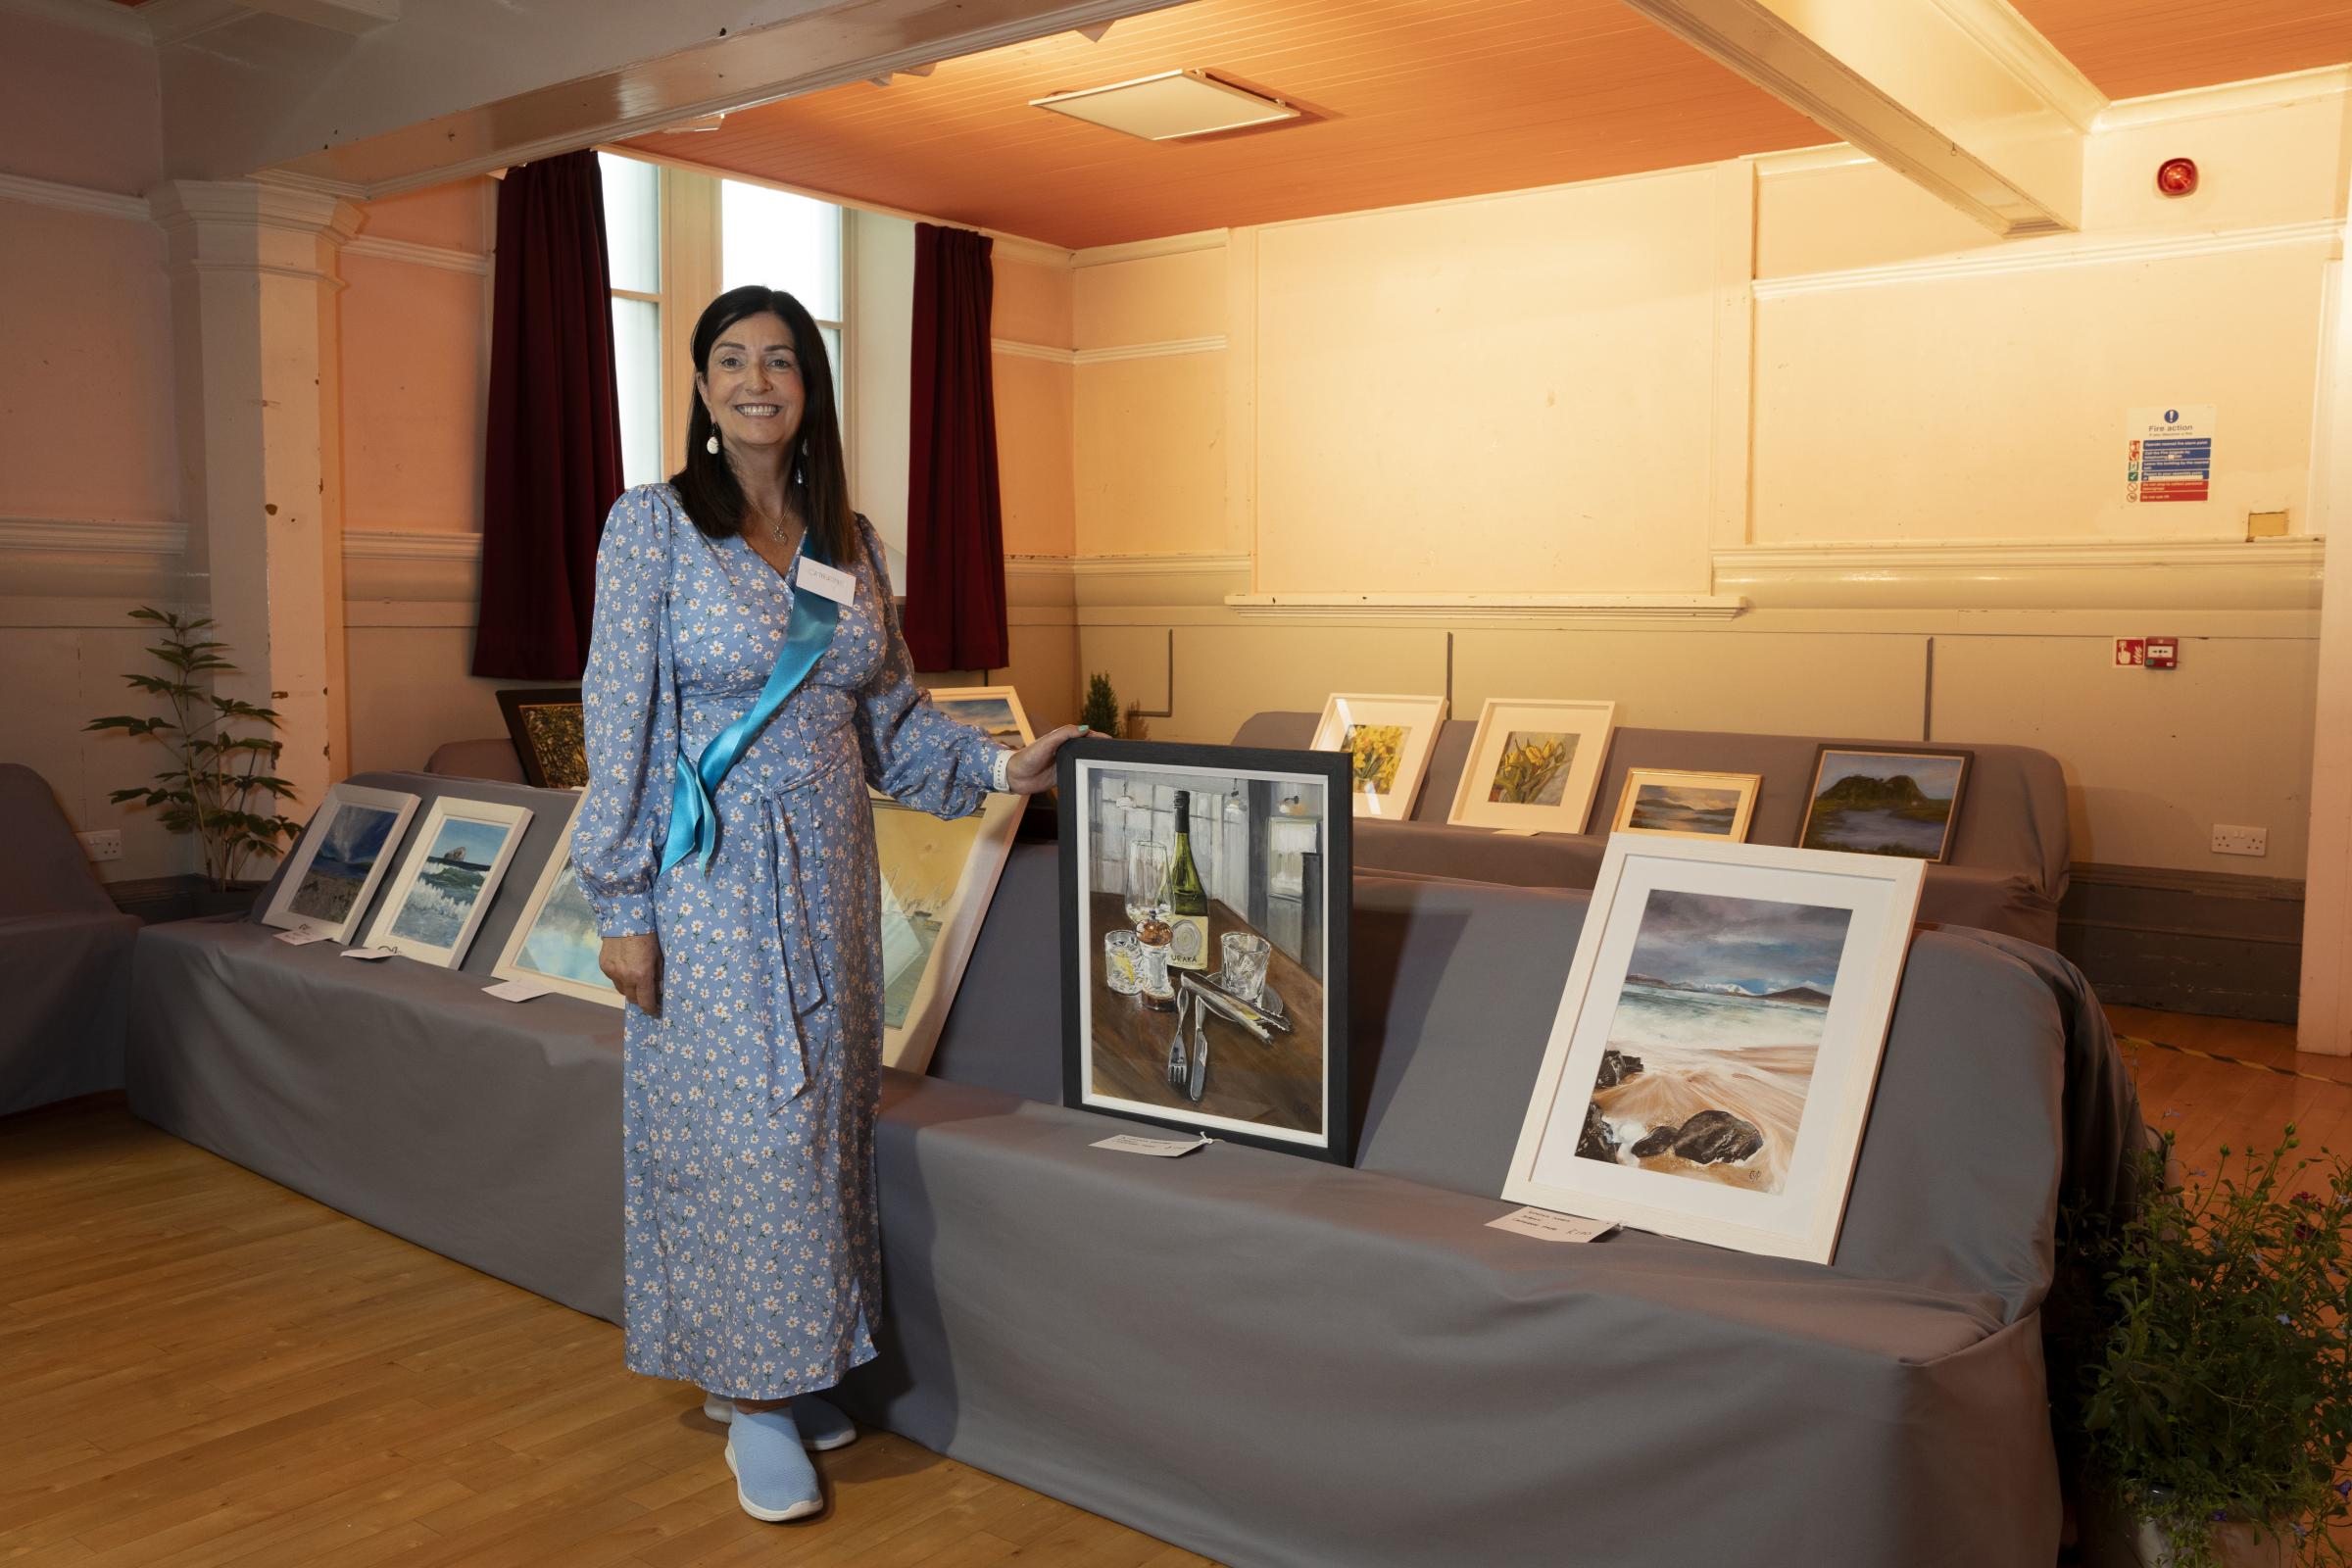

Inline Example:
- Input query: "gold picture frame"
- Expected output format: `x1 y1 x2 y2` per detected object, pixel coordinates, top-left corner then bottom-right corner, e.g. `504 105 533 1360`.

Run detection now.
1609 767 1762 843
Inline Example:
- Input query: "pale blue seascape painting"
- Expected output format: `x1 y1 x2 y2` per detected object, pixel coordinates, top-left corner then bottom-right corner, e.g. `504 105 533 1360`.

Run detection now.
288 803 399 923
516 858 612 989
389 816 513 948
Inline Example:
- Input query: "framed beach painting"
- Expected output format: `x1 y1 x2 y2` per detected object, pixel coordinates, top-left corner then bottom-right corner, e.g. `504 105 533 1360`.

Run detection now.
496 687 587 790
491 797 620 1006
1310 693 1446 820
1501 837 1925 1264
1057 738 1353 1162
261 783 420 943
361 797 533 966
1797 747 1973 862
1609 767 1761 843
923 684 1032 749
1447 698 1616 833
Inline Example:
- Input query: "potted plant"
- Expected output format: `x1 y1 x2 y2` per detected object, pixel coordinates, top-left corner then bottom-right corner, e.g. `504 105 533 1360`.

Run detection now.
2063 1126 2352 1567
1082 672 1121 738
87 607 300 915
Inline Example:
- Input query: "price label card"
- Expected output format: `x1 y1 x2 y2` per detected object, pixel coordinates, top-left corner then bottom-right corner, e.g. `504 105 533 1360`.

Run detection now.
273 930 330 947
796 557 857 606
341 946 397 962
483 978 554 1003
1092 1133 1213 1158
1487 1205 1618 1244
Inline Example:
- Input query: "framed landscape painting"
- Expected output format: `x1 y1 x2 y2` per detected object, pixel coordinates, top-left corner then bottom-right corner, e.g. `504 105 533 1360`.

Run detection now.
492 797 620 1006
1501 838 1924 1263
261 783 420 943
496 688 587 790
1797 747 1973 862
1057 739 1352 1162
362 797 533 966
924 684 1032 749
1609 767 1761 843
1447 698 1616 833
1310 693 1446 820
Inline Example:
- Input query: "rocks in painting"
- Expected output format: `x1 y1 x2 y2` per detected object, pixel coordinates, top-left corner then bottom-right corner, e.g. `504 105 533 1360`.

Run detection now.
1623 1108 1766 1166
1594 1048 1644 1089
1577 1100 1620 1161
1629 1123 1681 1158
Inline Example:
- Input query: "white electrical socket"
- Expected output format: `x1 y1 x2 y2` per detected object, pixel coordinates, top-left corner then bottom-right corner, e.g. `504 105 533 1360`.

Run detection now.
78 829 123 862
2212 824 2269 858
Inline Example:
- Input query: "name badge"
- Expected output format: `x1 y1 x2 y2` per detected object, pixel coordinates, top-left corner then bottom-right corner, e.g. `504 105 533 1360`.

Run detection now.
796 557 856 606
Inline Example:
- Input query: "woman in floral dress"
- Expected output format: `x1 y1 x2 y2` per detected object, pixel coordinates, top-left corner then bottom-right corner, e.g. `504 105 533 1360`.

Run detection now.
574 284 1078 1522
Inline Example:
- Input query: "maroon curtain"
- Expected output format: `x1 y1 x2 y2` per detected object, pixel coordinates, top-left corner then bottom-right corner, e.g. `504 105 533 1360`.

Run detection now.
470 150 623 679
904 223 1008 672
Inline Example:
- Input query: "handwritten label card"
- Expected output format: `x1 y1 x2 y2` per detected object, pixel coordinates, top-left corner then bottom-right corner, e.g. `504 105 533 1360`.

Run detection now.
1487 1205 1618 1245
341 947 397 962
273 930 331 947
483 978 554 1003
1092 1133 1213 1158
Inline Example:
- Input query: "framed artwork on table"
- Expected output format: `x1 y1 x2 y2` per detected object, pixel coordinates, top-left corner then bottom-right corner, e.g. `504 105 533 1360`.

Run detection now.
1609 767 1762 843
1446 698 1616 833
1309 693 1446 820
1501 837 1924 1264
1797 746 1973 863
491 796 620 1007
496 688 587 790
260 783 421 943
923 684 1033 749
1057 739 1353 1163
362 797 533 967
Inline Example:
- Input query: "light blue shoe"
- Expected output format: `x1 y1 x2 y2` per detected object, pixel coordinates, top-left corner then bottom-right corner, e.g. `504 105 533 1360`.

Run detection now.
702 1392 858 1451
722 1405 824 1523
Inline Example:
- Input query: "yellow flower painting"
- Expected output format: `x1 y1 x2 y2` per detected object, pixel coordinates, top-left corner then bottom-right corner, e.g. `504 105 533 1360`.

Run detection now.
1343 723 1406 796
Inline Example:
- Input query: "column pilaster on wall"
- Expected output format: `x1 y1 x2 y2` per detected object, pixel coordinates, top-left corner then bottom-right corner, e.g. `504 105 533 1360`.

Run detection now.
2299 240 2352 1054
148 175 362 818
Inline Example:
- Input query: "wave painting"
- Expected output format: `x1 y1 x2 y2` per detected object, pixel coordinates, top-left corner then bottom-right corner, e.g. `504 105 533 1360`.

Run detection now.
389 816 512 948
288 803 399 922
516 858 611 988
1577 888 1852 1194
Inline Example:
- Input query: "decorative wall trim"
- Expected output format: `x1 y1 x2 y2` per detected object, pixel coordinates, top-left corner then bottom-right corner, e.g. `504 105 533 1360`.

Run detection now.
343 528 481 562
341 235 490 274
0 0 152 44
1715 537 2327 610
0 514 184 555
1063 553 1250 578
1071 230 1228 269
1224 592 1747 622
991 234 1074 269
1755 219 2345 299
992 338 1077 366
1073 335 1227 367
2095 64 2352 131
0 171 148 223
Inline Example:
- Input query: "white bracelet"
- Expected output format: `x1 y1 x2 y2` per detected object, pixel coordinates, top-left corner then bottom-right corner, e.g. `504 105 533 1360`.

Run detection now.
992 746 1012 793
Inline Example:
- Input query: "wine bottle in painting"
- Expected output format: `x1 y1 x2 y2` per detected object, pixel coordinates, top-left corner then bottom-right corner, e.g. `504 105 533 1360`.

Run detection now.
1166 790 1209 970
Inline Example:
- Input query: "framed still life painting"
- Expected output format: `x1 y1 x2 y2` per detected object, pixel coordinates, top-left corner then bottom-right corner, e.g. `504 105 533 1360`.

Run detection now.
1609 767 1761 843
261 782 420 943
491 796 621 1006
1310 693 1446 820
871 685 1035 1073
496 687 587 790
362 797 533 966
1057 739 1352 1162
1797 746 1973 863
1447 698 1616 833
1501 838 1924 1263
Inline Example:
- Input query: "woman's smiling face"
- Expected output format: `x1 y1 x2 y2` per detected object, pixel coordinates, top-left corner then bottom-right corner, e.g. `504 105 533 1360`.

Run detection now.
696 311 805 457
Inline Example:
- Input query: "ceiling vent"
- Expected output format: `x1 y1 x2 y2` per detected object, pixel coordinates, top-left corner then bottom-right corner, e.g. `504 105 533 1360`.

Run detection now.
1031 70 1298 141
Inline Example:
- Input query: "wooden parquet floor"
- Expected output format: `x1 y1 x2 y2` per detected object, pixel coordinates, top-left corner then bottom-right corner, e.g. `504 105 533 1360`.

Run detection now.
0 1004 2341 1566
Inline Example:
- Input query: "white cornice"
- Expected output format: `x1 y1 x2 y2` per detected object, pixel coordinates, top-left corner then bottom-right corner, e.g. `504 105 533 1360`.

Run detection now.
2097 64 2352 131
142 0 247 46
341 235 489 273
343 528 480 562
1071 230 1228 269
1755 219 2344 299
990 234 1074 269
0 0 151 43
1715 537 2325 610
1225 592 1747 622
0 515 184 555
0 171 148 222
148 178 364 241
1007 554 1250 577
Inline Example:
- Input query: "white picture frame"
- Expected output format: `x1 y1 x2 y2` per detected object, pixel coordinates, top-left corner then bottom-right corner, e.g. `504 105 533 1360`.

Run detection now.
1446 698 1616 833
261 783 421 943
361 797 533 967
923 683 1033 751
1309 693 1447 820
1501 837 1925 1264
491 795 621 1007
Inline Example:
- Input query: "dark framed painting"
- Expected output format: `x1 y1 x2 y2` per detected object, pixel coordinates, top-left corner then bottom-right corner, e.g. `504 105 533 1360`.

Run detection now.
496 687 587 790
1057 738 1353 1163
1796 745 1974 862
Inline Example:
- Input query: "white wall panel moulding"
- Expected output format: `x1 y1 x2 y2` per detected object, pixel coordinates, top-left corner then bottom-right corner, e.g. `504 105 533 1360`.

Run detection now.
992 339 1078 366
1006 554 1251 577
341 235 490 273
0 515 185 555
0 171 148 222
1716 537 2326 610
1755 220 2346 299
1073 335 1226 366
1224 592 1747 622
343 529 482 562
1071 229 1229 268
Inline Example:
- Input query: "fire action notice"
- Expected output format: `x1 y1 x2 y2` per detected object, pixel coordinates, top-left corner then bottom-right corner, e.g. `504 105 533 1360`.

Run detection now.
2125 406 2215 503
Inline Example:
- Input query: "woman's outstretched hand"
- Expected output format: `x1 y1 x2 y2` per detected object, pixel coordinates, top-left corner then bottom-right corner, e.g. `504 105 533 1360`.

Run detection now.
599 933 663 1016
1004 723 1092 796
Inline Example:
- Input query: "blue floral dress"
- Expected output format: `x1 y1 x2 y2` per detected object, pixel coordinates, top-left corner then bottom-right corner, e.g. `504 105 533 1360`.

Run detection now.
573 482 1001 1400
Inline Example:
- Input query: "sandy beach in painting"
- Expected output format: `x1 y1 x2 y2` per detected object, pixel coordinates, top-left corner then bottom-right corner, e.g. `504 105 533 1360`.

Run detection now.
1586 985 1823 1193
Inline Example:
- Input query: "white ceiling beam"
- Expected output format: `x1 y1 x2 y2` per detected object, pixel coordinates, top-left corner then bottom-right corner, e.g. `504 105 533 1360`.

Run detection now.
1620 0 2103 234
240 0 398 34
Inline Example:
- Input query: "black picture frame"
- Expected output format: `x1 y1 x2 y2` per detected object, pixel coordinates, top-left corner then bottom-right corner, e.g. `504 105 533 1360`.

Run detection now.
1056 738 1354 1164
495 687 586 790
1796 743 1976 863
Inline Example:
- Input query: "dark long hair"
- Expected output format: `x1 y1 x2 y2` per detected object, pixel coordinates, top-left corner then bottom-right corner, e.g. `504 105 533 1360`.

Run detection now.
669 285 857 564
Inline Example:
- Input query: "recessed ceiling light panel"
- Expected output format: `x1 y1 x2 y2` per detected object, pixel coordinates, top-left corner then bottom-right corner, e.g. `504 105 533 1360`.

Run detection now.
1031 70 1298 141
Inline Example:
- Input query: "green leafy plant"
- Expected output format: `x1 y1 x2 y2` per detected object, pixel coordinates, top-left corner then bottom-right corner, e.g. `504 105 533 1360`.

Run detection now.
86 607 300 890
2063 1126 2352 1566
1082 672 1121 738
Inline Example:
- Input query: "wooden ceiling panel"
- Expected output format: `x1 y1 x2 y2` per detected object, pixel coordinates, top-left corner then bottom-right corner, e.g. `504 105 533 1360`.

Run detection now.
622 0 1829 250
2008 0 2352 100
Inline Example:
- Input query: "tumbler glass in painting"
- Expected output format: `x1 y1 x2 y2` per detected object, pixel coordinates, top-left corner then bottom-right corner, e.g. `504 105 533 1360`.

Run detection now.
1219 932 1272 1005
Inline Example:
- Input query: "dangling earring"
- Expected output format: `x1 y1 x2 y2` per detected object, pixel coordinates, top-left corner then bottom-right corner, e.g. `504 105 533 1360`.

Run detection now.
706 430 719 456
792 442 807 488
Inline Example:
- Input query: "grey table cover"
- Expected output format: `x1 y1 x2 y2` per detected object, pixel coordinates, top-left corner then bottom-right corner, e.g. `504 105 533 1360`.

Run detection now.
124 776 2140 1567
1234 711 2072 948
0 763 140 1116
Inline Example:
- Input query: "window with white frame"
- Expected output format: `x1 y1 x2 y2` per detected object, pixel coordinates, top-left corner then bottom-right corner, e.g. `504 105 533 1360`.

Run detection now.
720 178 847 426
598 151 664 491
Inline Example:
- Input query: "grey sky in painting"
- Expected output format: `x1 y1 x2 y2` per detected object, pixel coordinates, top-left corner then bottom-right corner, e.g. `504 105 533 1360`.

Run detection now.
1625 888 1852 994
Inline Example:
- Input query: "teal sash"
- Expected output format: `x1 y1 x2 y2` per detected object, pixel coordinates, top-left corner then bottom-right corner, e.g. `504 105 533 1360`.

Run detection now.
660 530 843 876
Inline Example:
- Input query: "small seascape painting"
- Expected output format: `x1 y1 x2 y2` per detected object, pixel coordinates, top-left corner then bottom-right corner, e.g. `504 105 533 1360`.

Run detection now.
1343 723 1405 798
1799 748 1971 861
288 804 399 922
390 818 515 947
1575 889 1850 1196
1487 731 1577 807
1609 769 1762 843
929 691 1028 748
513 859 610 989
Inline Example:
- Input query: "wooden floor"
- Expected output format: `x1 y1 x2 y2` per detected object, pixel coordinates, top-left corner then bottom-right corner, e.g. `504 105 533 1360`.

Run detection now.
0 1005 2339 1566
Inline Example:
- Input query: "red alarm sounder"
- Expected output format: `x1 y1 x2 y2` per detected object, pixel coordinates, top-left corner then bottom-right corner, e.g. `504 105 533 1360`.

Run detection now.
2157 158 2198 197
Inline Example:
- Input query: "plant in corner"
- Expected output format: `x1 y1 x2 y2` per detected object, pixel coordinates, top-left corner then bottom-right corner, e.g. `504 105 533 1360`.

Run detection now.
2061 1126 2352 1567
87 607 301 896
1081 672 1121 739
